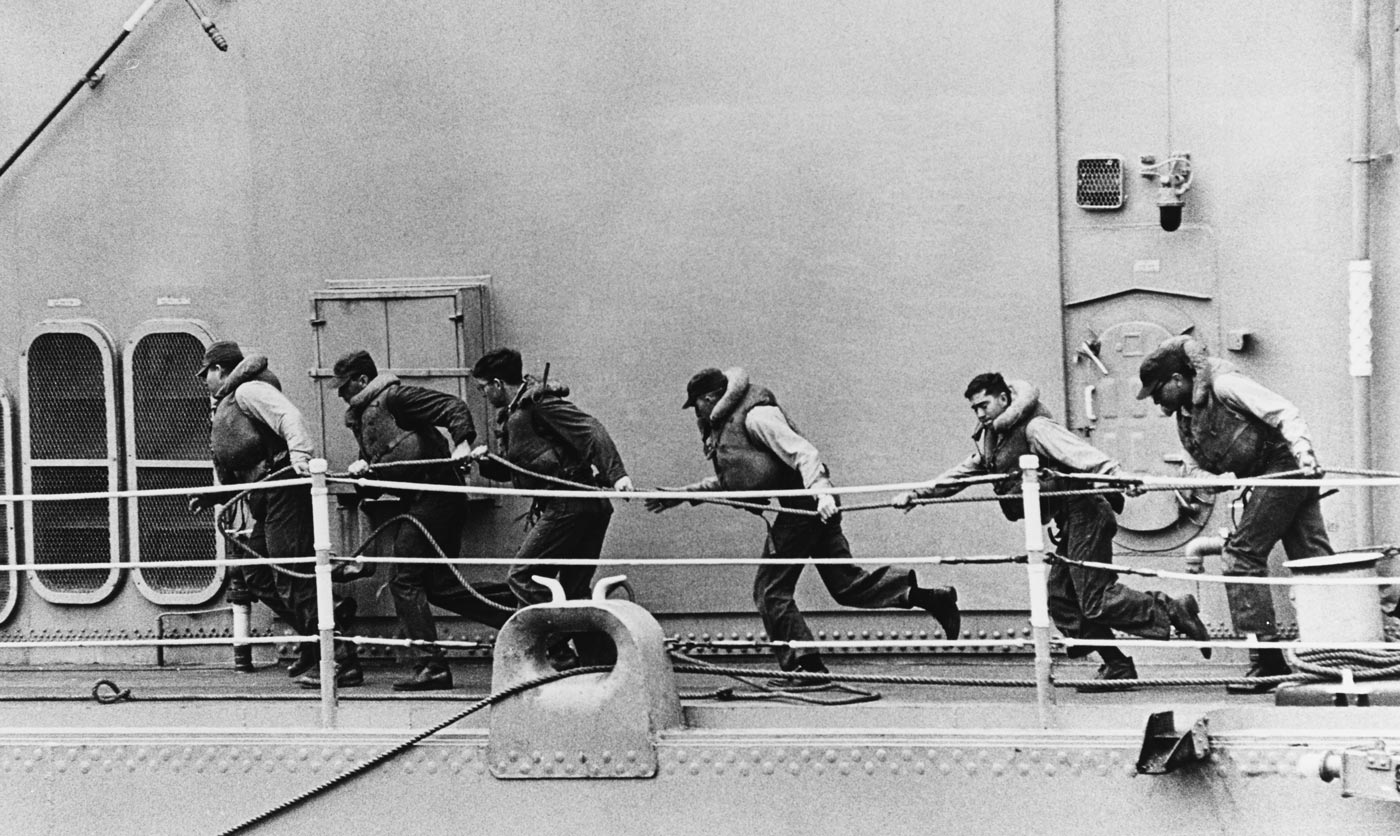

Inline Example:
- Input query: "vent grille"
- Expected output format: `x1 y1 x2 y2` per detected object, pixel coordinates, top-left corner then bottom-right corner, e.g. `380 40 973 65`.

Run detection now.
126 326 223 604
134 467 218 594
27 333 107 459
132 332 209 460
1076 156 1125 210
0 391 13 623
30 467 114 594
24 324 119 604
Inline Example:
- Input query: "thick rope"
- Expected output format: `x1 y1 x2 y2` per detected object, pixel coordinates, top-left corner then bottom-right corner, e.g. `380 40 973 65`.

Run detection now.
670 651 881 704
1286 647 1400 680
347 512 515 615
671 657 1036 688
214 664 612 836
215 466 316 580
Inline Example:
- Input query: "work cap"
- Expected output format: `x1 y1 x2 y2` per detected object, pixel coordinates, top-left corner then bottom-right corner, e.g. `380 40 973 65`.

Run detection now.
195 340 243 378
683 368 728 409
1135 343 1190 400
330 349 377 389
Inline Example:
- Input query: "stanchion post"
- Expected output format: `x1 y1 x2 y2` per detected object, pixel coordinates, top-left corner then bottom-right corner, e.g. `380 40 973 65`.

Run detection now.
231 602 253 672
309 458 338 728
1020 454 1056 727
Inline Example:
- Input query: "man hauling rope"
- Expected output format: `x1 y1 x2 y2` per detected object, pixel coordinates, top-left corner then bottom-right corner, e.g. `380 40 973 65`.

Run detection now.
188 340 362 688
1137 336 1332 693
648 367 960 687
333 349 517 691
894 372 1212 689
468 348 634 667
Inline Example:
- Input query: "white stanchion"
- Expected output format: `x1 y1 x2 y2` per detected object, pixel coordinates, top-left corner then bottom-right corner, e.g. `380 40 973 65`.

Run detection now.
309 459 337 728
1020 455 1055 728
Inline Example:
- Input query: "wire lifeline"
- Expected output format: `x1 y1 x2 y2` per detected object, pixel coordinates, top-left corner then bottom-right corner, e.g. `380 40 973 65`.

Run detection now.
213 664 614 836
354 454 1068 517
668 657 1359 691
336 459 1017 501
1049 553 1400 586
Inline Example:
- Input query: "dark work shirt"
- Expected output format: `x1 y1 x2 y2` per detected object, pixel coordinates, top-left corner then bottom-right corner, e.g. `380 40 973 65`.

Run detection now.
381 384 477 447
477 392 627 488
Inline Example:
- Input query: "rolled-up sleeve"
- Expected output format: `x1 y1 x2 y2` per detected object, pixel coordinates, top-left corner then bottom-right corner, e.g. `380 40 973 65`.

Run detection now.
743 406 828 488
1213 374 1312 452
1025 417 1118 474
234 382 315 463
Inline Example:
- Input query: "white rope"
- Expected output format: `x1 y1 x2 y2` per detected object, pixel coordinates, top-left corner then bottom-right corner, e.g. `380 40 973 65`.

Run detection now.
0 466 1385 506
1062 557 1400 586
341 636 487 650
335 476 1003 501
330 554 1021 567
19 557 316 572
0 633 1392 653
702 636 1400 652
0 477 312 504
705 638 1029 650
1056 471 1400 490
1058 637 1400 652
0 636 313 649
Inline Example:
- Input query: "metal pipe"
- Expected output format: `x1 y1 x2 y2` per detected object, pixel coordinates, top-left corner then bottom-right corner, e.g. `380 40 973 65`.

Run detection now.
1184 535 1225 574
310 459 337 728
1348 0 1375 546
1020 455 1055 728
0 0 160 182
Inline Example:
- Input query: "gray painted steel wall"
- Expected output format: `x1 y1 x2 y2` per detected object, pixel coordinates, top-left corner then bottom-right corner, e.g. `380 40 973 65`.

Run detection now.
0 2 1387 644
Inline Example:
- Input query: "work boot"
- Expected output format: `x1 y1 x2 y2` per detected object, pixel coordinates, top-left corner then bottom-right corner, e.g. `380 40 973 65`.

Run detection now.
1225 648 1291 694
294 661 365 689
1074 657 1139 692
910 585 961 641
766 655 832 689
286 643 318 678
392 663 453 692
1167 594 1213 659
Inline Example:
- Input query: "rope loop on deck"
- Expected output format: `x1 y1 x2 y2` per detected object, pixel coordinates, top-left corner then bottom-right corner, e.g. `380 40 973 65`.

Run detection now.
91 679 133 704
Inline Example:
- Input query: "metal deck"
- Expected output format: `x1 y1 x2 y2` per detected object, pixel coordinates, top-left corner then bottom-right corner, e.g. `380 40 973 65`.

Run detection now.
3 654 1398 835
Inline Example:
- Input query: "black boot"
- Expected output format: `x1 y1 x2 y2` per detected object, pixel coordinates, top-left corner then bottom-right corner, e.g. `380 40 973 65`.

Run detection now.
294 661 365 689
1225 648 1291 694
1166 593 1213 659
393 662 453 692
286 642 318 678
910 584 961 641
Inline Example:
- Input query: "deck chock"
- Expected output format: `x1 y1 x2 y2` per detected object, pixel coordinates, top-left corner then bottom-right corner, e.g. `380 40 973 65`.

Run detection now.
1315 740 1400 803
488 575 683 779
1136 711 1210 774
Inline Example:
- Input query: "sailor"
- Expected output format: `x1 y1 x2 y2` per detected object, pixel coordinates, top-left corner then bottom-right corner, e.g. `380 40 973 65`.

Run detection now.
189 340 363 688
893 372 1211 688
467 349 633 663
648 367 960 686
1137 336 1330 693
333 349 516 691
